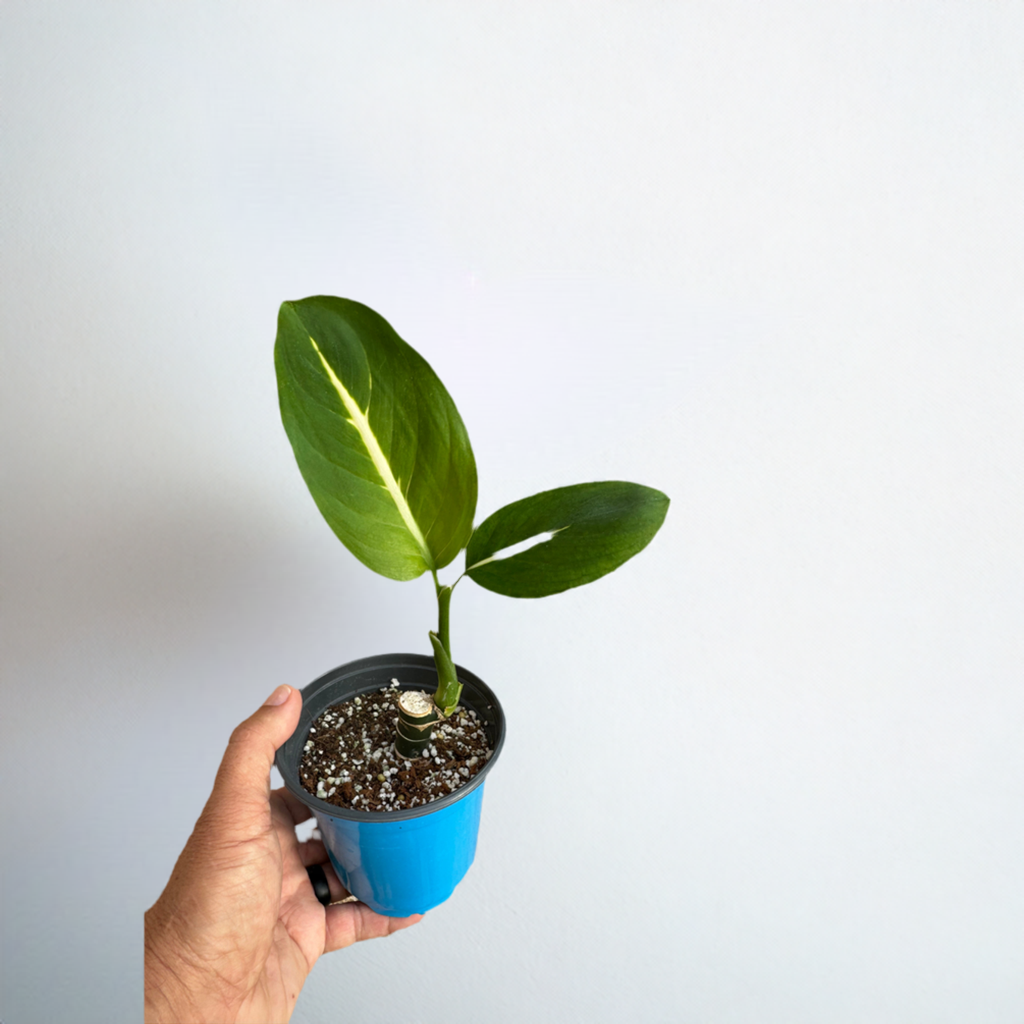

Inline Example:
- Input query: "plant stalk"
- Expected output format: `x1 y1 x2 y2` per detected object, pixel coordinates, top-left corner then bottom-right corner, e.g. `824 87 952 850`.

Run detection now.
437 584 452 658
431 579 461 715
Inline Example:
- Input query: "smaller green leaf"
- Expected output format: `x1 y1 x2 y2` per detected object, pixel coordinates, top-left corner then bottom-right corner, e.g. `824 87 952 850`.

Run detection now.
465 482 669 598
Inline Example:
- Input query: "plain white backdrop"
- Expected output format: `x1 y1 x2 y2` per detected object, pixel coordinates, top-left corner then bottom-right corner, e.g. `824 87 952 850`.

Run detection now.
2 3 1022 1022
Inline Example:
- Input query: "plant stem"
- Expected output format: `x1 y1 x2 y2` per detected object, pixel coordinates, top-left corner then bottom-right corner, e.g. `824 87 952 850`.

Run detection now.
430 575 461 715
437 583 452 657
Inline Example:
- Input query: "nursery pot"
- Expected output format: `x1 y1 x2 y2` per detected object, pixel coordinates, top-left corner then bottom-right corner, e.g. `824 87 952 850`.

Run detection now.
276 653 506 917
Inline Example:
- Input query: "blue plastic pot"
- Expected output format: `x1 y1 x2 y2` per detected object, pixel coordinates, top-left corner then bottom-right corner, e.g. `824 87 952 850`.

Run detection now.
275 653 506 917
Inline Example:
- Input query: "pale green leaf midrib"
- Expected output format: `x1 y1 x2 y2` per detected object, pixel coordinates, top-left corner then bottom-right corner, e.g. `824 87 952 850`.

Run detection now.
466 528 567 572
308 335 433 569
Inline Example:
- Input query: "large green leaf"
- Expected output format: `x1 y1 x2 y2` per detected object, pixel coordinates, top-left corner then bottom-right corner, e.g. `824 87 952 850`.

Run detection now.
275 296 477 581
465 482 669 597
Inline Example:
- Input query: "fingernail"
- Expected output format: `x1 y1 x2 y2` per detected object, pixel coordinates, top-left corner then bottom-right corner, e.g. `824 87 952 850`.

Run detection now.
264 684 292 707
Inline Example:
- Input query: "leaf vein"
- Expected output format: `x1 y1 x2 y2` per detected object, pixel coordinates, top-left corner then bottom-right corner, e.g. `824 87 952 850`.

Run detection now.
307 334 434 570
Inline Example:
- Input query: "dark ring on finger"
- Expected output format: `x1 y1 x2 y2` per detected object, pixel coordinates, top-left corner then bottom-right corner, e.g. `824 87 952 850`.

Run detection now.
307 863 331 907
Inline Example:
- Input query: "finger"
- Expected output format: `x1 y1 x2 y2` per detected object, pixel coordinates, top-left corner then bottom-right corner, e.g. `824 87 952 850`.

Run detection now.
272 782 315 831
324 903 422 952
273 785 315 827
296 838 329 868
202 685 302 842
312 857 350 903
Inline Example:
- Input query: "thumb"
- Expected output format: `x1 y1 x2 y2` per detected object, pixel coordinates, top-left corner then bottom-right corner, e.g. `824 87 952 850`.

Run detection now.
203 684 303 841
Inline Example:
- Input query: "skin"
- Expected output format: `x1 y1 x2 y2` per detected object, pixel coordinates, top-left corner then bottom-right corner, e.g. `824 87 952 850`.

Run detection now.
144 685 421 1023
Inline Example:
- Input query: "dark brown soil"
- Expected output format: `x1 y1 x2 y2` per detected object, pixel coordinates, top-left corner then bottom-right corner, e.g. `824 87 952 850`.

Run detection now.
298 680 493 813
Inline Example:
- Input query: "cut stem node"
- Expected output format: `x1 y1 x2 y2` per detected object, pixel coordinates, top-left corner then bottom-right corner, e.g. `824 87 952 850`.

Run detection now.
395 689 440 758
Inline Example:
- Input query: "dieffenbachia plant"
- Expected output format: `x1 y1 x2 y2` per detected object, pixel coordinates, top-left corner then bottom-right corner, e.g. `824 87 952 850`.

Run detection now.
275 296 669 755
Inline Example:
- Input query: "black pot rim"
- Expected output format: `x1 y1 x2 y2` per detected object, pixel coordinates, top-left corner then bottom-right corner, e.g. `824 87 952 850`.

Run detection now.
275 653 506 823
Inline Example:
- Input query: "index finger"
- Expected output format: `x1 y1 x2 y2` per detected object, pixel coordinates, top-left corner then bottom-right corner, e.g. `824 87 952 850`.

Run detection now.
273 785 316 827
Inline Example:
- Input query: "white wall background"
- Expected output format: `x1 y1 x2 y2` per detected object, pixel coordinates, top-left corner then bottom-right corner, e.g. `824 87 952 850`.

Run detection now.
2 3 1023 1021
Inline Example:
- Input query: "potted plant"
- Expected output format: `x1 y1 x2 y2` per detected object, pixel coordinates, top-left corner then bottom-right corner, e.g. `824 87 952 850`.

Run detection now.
273 296 668 917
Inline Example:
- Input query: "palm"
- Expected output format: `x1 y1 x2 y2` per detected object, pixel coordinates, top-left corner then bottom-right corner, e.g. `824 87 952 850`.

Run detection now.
231 790 411 1024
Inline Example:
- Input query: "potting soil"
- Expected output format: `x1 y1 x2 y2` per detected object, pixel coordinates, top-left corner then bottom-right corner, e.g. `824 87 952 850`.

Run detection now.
298 680 493 813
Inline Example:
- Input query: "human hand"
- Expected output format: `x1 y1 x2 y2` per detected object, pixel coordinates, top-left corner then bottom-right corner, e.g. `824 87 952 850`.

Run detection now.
144 684 421 1023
